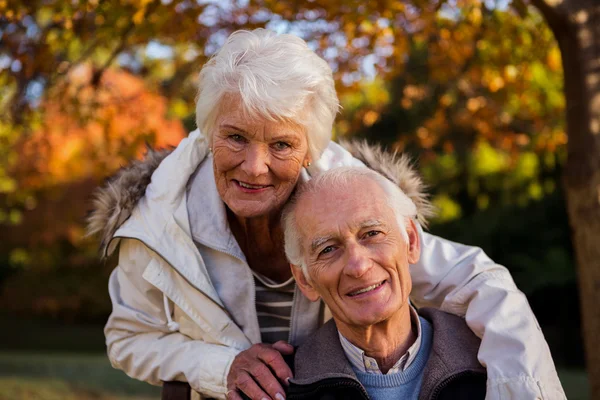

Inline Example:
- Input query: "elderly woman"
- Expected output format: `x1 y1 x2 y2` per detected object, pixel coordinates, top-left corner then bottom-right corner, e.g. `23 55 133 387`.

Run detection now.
88 29 564 400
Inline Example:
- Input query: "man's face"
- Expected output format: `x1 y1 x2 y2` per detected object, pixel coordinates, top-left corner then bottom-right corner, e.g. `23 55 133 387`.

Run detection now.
293 178 420 329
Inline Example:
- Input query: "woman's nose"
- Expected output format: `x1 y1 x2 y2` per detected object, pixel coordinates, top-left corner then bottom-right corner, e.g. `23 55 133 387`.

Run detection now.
241 145 269 176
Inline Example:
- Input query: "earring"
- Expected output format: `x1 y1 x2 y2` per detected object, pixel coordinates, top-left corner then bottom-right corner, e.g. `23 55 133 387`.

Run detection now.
306 161 311 167
209 147 212 152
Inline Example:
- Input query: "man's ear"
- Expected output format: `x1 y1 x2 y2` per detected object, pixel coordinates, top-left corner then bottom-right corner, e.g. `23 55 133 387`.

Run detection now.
290 264 321 302
406 219 421 264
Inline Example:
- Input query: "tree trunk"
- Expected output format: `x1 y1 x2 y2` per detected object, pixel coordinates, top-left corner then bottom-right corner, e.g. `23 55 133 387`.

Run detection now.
532 0 600 397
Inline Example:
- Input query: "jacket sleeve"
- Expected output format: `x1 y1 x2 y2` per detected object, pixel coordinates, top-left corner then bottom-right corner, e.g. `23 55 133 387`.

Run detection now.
409 225 566 400
104 239 239 399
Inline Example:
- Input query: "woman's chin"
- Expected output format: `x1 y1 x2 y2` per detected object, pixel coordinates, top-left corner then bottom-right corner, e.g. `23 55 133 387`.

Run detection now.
226 200 278 219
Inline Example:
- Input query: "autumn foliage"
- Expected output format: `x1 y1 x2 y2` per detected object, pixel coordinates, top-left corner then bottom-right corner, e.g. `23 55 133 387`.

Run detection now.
16 65 185 189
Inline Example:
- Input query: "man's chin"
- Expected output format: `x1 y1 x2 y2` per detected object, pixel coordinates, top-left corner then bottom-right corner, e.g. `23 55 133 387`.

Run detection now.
345 309 394 328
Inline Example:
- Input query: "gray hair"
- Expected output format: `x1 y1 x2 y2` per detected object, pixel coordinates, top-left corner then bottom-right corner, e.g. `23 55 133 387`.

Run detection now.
282 166 418 279
195 28 339 162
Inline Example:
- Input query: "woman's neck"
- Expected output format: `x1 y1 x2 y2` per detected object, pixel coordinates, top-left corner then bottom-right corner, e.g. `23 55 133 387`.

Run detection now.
227 208 292 282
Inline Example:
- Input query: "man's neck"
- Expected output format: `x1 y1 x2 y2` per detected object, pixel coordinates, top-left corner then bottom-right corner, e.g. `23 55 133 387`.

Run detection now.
337 305 416 374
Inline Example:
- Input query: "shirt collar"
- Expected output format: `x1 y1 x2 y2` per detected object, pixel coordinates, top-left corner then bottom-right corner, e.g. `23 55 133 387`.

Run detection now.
338 306 422 375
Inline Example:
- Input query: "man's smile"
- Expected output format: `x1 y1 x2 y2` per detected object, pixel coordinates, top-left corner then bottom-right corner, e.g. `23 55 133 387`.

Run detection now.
346 280 387 297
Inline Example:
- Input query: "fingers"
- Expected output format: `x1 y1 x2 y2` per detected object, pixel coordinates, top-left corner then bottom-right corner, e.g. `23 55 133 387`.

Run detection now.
234 370 275 400
271 341 294 355
248 360 286 400
226 389 244 400
227 343 293 400
257 347 293 384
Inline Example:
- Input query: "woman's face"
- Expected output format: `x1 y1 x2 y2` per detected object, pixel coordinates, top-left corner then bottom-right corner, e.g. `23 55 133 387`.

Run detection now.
211 99 310 219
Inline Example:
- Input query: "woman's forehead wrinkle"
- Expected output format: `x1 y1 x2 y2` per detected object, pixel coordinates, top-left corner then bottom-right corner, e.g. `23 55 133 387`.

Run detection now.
220 123 246 133
219 113 303 141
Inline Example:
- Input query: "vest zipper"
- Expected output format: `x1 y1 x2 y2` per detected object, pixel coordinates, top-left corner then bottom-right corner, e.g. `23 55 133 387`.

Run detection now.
429 370 485 400
288 378 370 400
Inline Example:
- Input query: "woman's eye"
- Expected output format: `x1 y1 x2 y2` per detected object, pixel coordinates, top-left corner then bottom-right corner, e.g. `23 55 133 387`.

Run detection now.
273 141 291 151
229 134 245 142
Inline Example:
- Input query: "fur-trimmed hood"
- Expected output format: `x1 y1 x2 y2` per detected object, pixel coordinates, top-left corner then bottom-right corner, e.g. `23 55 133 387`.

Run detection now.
87 139 434 256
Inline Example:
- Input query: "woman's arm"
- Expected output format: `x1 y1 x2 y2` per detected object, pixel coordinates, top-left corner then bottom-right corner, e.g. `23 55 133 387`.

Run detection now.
410 225 566 400
105 239 239 399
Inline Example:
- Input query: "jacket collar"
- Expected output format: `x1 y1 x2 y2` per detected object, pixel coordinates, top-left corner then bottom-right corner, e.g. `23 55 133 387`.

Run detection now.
108 130 209 254
109 130 226 308
186 154 246 261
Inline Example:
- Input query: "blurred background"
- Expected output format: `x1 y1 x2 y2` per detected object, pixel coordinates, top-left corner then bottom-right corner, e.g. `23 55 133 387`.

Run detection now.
0 0 595 399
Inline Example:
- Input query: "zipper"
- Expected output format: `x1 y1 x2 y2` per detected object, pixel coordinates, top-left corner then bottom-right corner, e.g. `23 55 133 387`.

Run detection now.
429 371 486 400
288 377 370 400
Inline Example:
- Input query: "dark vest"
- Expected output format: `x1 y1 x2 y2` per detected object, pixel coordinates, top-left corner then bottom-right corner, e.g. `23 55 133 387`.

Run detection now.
286 308 487 400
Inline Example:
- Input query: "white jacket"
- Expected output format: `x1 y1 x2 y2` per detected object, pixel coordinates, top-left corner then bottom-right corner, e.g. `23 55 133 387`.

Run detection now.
99 129 565 399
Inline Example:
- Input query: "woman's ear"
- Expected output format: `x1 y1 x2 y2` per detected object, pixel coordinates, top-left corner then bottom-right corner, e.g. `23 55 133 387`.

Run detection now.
406 219 421 265
290 264 320 302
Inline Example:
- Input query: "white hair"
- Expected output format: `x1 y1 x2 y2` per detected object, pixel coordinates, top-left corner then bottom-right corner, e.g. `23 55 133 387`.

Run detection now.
282 167 418 279
195 28 339 162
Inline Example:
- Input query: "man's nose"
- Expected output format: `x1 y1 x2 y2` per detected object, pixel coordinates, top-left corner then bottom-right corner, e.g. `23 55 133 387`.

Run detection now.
343 243 372 278
241 144 269 176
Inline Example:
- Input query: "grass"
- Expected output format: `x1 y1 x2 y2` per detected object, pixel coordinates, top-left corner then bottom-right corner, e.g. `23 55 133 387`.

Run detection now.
0 377 157 400
0 351 590 400
558 368 590 400
0 316 106 354
0 352 160 400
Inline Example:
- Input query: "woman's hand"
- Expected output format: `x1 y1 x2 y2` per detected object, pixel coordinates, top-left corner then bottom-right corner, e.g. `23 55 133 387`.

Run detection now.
226 341 294 400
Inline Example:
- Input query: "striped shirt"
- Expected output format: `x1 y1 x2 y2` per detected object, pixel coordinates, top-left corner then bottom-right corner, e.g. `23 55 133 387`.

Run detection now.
338 306 423 374
253 271 295 344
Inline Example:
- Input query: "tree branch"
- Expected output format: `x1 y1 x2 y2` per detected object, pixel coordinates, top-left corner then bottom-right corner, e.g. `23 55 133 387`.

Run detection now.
91 0 161 86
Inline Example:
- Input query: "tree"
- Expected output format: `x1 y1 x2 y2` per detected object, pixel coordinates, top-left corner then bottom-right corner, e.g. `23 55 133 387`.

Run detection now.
529 0 600 396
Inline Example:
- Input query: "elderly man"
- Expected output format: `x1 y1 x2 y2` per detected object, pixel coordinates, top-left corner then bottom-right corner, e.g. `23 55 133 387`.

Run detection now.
281 166 488 400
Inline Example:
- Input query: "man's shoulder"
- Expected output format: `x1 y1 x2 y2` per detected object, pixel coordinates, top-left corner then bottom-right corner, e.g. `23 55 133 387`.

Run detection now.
418 308 487 400
418 307 483 354
293 319 352 380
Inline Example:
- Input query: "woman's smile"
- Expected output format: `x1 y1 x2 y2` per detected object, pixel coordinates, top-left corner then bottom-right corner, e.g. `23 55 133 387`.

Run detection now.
233 179 273 193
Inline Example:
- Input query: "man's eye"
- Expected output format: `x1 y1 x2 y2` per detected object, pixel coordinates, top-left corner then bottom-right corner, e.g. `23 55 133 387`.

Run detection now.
319 246 335 256
365 230 381 238
273 141 291 151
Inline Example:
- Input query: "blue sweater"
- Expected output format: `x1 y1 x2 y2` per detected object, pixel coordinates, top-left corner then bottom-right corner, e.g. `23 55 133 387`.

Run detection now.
353 317 433 400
